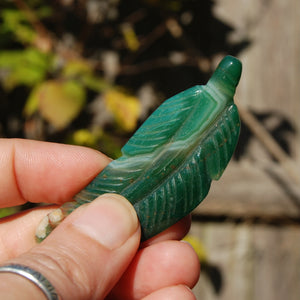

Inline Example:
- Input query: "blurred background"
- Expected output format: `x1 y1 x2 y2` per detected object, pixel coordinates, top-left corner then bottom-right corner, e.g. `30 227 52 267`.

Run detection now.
0 0 299 299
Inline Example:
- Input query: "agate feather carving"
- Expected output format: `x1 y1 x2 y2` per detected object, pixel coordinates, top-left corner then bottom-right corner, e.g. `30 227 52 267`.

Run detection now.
36 55 242 242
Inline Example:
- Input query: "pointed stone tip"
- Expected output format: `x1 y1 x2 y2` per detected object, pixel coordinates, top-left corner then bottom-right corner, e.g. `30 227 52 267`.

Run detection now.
218 55 242 86
208 55 242 98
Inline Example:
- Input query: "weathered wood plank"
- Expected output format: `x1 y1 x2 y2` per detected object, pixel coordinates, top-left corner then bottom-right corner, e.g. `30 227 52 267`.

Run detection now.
191 222 300 300
214 0 300 133
194 160 300 219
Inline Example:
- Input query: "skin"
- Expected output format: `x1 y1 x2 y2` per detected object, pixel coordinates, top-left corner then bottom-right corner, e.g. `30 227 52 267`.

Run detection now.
0 139 200 300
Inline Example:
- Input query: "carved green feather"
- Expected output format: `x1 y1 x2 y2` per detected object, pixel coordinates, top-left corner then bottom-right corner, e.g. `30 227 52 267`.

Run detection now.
36 55 242 242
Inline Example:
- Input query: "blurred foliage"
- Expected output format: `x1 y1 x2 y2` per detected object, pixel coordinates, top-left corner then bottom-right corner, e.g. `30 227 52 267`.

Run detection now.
184 234 223 294
0 48 52 89
0 3 52 45
183 234 208 262
25 80 86 129
0 0 247 155
104 89 140 132
0 206 19 218
0 0 144 157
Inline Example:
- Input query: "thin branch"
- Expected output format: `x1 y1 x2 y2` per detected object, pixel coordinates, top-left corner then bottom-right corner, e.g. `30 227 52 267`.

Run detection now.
13 0 53 51
122 21 168 66
165 18 211 73
236 99 300 185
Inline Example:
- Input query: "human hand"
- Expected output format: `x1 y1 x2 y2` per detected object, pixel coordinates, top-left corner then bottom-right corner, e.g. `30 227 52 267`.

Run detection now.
0 139 200 299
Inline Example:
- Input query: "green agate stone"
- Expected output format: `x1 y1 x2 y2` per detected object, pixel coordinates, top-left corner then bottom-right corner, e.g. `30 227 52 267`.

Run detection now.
36 56 242 242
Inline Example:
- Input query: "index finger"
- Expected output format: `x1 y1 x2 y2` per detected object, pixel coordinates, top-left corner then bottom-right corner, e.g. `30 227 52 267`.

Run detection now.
0 139 111 208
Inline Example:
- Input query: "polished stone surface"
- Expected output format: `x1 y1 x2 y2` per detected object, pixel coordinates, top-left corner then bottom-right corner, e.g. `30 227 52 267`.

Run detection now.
37 56 242 242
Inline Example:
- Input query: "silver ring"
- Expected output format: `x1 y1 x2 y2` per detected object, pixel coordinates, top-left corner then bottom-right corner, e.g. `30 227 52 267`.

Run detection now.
0 264 59 300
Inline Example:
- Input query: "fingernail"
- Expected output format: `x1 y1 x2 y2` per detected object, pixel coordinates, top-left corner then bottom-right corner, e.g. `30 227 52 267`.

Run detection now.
72 194 139 250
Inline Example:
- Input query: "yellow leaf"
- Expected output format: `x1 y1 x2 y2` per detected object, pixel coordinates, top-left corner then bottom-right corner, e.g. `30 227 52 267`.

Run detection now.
183 235 208 262
104 89 140 132
27 80 85 129
71 129 102 147
121 23 140 52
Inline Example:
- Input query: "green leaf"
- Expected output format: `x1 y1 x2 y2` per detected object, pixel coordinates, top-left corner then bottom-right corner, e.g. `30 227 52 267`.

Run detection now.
81 74 111 92
67 128 122 158
0 48 52 89
0 9 36 44
62 59 92 78
0 207 19 218
62 59 110 92
27 80 86 129
0 5 52 44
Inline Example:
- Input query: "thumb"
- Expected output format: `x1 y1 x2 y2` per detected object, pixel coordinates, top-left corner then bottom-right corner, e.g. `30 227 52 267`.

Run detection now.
0 194 141 300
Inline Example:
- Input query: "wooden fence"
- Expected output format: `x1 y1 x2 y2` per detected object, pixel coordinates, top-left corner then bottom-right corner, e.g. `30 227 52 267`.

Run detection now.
191 0 300 299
